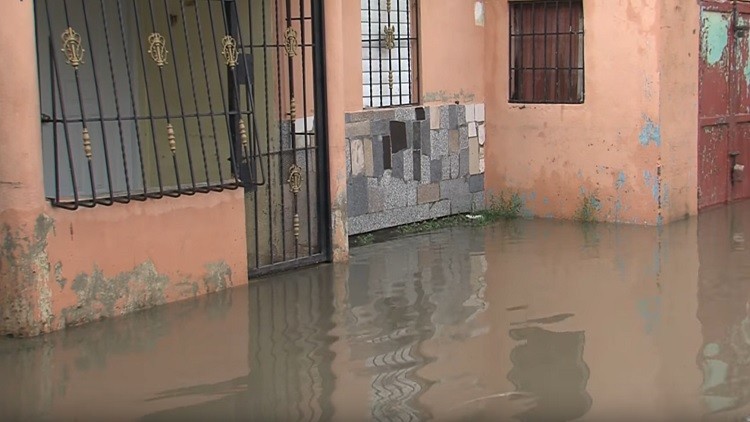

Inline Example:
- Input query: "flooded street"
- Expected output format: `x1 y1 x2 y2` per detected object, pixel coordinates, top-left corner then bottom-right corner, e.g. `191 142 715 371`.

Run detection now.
4 201 750 421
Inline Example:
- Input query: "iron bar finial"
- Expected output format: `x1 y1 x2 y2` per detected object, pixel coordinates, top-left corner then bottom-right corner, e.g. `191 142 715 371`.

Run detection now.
148 33 169 67
221 35 239 68
82 128 93 159
284 26 299 57
61 27 85 69
167 123 176 153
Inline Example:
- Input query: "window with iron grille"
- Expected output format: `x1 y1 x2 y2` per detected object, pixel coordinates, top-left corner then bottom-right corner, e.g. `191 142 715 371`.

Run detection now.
34 0 265 209
510 0 584 104
361 0 420 108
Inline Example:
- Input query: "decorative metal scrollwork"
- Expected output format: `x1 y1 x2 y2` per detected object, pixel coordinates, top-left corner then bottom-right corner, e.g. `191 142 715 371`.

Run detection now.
82 128 92 159
148 33 169 67
284 26 299 57
61 27 85 69
238 118 249 149
221 35 239 69
288 164 303 194
289 97 296 117
293 214 300 239
167 123 176 153
386 0 392 13
383 25 396 50
388 71 394 90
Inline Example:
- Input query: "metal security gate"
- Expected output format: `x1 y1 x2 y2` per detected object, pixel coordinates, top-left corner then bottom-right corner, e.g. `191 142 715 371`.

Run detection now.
699 0 750 209
238 0 330 276
34 0 330 275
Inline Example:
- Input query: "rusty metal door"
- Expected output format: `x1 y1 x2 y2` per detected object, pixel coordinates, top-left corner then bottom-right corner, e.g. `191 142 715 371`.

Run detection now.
700 1 750 209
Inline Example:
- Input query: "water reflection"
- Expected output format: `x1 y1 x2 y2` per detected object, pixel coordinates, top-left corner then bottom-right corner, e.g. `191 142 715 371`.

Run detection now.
5 201 750 420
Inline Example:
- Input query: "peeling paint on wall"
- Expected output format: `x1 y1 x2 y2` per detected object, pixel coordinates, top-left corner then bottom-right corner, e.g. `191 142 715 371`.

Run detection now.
474 1 485 27
639 116 662 147
700 11 729 66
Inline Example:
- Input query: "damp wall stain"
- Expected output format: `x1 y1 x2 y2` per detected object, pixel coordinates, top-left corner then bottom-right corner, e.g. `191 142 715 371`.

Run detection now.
639 116 662 147
0 213 237 337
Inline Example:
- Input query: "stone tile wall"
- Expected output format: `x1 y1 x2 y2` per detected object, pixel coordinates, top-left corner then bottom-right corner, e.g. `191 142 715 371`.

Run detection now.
345 104 487 235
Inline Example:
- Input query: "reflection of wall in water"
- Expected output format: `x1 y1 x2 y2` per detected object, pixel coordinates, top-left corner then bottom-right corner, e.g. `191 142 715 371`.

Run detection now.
508 327 592 422
697 204 750 415
344 228 489 420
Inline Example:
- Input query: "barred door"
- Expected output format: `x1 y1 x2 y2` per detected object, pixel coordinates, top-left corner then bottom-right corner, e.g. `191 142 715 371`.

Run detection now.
34 0 330 275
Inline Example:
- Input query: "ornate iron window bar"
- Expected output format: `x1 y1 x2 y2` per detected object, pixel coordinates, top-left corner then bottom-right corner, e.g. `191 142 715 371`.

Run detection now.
35 0 267 210
509 0 585 104
361 0 420 108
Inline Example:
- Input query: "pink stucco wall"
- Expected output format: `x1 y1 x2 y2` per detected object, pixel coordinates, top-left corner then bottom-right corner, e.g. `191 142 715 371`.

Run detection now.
484 0 699 224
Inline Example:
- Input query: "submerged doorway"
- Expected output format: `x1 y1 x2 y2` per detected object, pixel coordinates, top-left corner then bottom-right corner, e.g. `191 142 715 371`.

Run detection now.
34 0 330 276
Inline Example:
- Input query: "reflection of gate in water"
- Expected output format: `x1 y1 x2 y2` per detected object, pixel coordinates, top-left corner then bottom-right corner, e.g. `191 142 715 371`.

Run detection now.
34 0 330 275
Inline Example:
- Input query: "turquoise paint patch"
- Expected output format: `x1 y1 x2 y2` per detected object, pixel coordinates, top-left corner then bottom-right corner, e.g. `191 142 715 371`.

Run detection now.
657 215 664 226
543 197 549 205
639 116 662 147
615 199 623 213
701 11 730 66
529 192 537 201
615 171 626 189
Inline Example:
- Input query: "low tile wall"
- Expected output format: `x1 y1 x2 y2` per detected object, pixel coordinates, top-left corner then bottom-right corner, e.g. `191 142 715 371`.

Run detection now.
345 104 487 235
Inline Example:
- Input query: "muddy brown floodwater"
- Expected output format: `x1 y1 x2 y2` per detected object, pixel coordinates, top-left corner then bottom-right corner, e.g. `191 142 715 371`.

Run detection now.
4 201 750 421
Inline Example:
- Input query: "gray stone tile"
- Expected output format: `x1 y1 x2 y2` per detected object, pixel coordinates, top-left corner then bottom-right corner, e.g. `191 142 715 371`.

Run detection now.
371 120 390 137
450 154 459 179
364 137 374 176
442 158 451 181
418 183 440 204
412 121 421 150
421 154 431 184
395 107 416 121
440 106 451 129
392 150 404 180
407 181 419 206
459 125 469 150
403 149 414 181
452 194 474 214
469 174 485 193
345 138 352 175
459 148 469 177
368 185 384 213
346 109 396 123
427 200 451 219
449 129 460 154
372 136 384 178
413 151 421 182
346 121 371 138
415 107 426 121
421 123 431 156
347 174 369 217
472 192 486 211
458 105 467 126
383 135 392 170
448 104 458 128
430 159 442 183
440 178 470 200
390 121 408 153
383 177 410 210
430 129 449 158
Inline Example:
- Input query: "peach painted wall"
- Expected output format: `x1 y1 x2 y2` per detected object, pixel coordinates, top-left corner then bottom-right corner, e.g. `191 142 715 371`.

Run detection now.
0 1 247 337
341 0 487 111
484 0 700 225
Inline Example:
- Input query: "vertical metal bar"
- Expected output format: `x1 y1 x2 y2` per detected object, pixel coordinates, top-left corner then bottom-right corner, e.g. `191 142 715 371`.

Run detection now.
80 0 117 204
543 1 548 102
285 0 300 258
579 0 585 102
568 0 574 102
51 30 62 205
177 0 212 190
262 0 275 267
368 0 374 107
312 0 332 260
385 0 392 106
152 0 190 194
530 1 536 102
299 0 313 256
406 0 413 104
62 0 98 206
518 4 524 101
396 0 403 105
556 0 561 102
192 1 226 188
127 0 166 197
47 34 80 208
275 0 288 261
246 0 262 269
100 0 134 202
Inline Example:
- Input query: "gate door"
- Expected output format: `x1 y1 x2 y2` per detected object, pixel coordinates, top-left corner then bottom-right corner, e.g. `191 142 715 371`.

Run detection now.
700 0 750 209
237 0 331 276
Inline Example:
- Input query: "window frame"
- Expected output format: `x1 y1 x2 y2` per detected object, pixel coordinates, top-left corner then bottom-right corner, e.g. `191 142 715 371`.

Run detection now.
508 0 585 105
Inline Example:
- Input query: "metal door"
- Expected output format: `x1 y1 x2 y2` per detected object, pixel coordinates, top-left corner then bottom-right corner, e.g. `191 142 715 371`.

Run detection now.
699 0 750 209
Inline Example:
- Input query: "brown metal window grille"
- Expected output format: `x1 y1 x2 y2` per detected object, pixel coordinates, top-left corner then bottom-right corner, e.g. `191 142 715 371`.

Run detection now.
361 0 420 108
34 0 268 209
510 0 585 104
